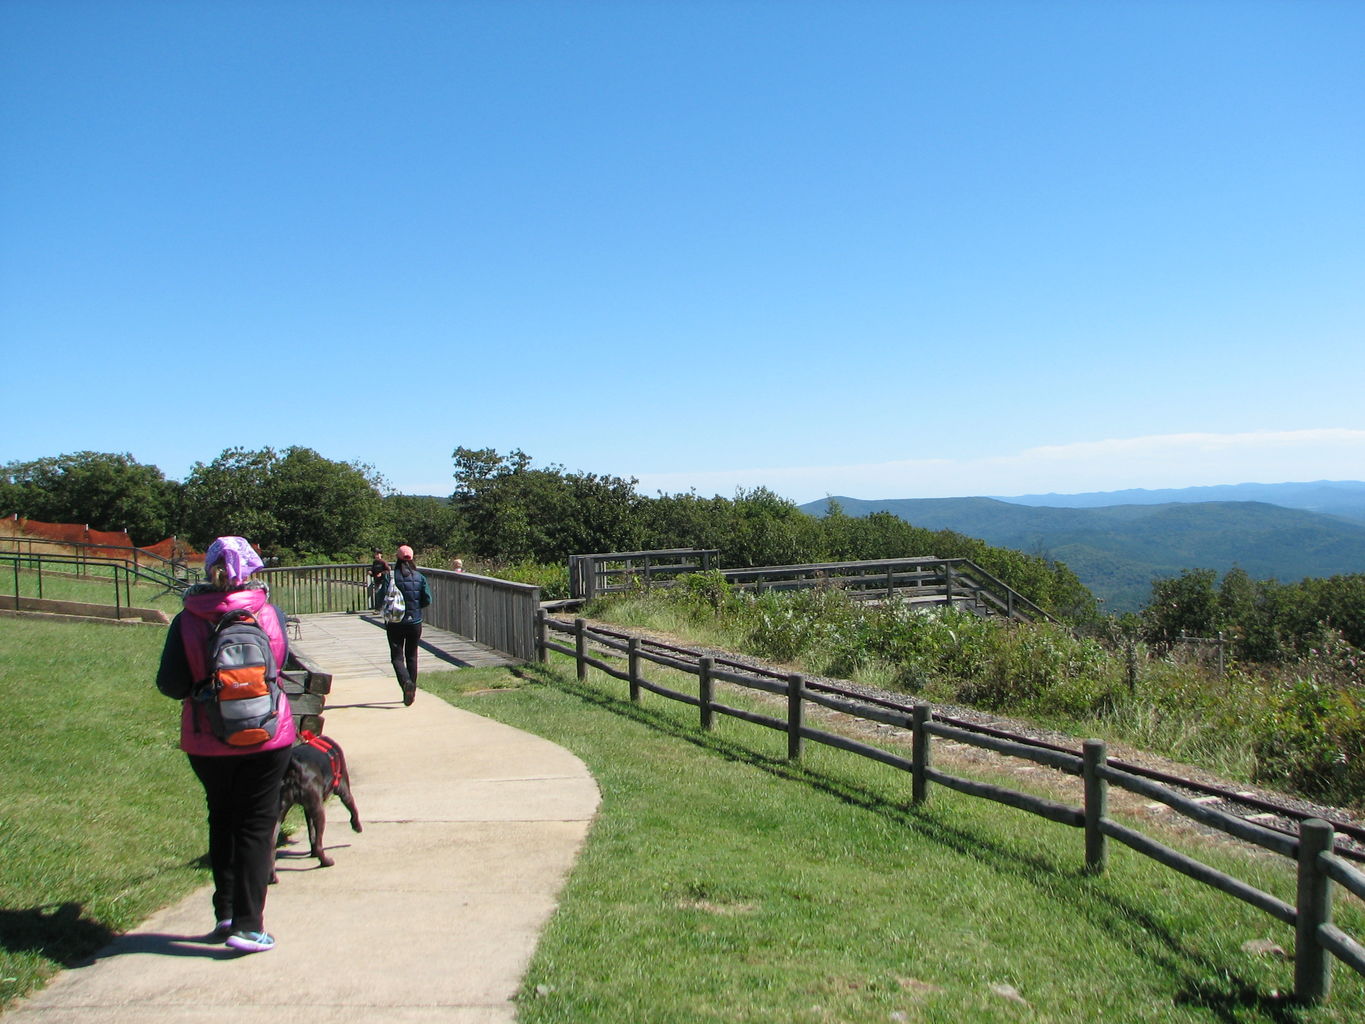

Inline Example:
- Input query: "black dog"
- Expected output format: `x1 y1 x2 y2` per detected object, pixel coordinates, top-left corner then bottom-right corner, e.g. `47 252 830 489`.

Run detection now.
272 734 361 881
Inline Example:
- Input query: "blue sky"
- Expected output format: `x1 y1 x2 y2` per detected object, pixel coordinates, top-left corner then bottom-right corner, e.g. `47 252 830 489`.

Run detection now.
3 0 1362 504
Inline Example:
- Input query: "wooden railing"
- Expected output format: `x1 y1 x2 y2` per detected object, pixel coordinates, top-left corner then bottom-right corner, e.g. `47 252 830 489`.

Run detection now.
257 563 371 614
537 614 1365 1005
719 556 1054 623
569 548 719 600
568 549 1050 623
422 567 540 663
6 557 541 663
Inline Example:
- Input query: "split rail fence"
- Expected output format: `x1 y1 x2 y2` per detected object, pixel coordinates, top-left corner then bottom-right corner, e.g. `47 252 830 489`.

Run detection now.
536 613 1365 1005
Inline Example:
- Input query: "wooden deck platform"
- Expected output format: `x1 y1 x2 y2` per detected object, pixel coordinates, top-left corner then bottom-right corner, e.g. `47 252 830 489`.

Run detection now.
288 610 519 682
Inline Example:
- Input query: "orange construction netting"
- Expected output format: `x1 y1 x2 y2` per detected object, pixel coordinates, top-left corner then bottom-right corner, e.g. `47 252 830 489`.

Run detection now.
0 515 202 563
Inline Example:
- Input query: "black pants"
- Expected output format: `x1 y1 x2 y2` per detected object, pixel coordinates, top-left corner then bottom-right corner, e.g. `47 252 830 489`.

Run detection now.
188 746 291 933
386 621 422 690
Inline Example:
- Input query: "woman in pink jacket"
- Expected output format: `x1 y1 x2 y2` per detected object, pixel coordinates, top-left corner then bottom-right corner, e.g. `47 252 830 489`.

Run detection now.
156 536 294 953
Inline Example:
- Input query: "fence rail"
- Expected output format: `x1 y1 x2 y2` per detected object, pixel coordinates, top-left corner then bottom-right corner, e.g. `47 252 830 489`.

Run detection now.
423 567 541 663
538 613 1364 1005
569 549 719 601
257 564 541 662
718 556 1054 623
257 564 371 615
1 551 179 619
0 535 197 584
569 549 1052 623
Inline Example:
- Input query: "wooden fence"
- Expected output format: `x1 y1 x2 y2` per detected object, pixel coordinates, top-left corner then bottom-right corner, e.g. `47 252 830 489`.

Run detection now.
568 549 1051 623
569 548 719 601
536 613 1365 1005
720 556 1054 623
423 567 540 663
257 563 541 663
258 563 372 614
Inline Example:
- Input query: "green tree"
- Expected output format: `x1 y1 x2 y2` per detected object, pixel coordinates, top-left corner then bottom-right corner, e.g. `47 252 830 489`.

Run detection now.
382 495 468 555
181 446 384 558
180 447 282 550
451 448 642 563
0 451 179 545
725 487 817 567
267 447 385 559
1143 568 1219 642
641 491 734 553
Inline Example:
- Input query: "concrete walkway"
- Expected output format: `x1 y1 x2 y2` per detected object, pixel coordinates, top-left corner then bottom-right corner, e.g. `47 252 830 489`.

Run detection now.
7 613 600 1023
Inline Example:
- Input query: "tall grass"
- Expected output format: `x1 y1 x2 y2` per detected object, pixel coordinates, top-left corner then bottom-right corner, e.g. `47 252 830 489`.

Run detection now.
586 581 1365 808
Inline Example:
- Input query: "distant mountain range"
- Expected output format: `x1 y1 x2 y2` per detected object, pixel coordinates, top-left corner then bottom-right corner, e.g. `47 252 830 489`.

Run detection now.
799 481 1365 613
996 480 1365 523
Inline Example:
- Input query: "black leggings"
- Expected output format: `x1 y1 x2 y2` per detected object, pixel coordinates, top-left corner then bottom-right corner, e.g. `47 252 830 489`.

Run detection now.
386 621 422 689
188 746 291 933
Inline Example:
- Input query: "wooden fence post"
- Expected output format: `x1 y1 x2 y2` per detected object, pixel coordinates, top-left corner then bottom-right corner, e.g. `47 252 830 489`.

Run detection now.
535 609 548 663
628 637 641 702
912 703 931 804
574 618 587 681
1083 739 1108 873
699 657 714 731
1295 818 1336 1004
787 673 804 761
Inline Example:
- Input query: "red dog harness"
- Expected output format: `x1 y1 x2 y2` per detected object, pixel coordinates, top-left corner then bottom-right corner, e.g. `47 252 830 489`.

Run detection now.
299 731 343 795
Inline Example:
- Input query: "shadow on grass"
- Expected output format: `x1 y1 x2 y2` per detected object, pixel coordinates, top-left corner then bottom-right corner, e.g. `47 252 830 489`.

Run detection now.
0 903 114 966
497 662 1318 1020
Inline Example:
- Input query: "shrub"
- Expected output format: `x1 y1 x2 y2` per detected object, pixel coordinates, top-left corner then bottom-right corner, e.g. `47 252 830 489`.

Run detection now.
1253 638 1365 807
466 558 570 600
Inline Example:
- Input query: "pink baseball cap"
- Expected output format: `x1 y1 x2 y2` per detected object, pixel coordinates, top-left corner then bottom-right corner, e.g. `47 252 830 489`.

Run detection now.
397 544 414 561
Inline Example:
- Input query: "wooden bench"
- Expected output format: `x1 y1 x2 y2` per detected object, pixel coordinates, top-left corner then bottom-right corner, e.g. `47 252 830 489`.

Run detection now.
280 646 332 735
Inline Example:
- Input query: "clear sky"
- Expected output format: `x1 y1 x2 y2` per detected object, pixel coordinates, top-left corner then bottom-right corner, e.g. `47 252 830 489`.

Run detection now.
3 0 1362 505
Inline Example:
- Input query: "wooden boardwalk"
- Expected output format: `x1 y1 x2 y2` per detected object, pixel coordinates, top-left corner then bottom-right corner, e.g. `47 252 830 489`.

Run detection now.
288 610 519 682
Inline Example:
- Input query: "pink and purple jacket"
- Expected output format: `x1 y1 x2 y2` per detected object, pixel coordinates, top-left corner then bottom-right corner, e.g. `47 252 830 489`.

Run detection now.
158 584 295 757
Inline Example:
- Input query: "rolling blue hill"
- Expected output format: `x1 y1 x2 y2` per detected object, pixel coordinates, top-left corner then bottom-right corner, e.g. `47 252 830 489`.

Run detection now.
997 480 1365 524
799 483 1365 613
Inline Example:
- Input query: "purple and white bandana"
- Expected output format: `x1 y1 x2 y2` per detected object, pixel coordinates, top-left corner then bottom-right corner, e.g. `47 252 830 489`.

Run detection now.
204 536 264 585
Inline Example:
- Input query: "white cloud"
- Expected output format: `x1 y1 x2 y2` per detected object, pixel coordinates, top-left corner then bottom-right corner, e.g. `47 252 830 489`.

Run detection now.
633 429 1365 504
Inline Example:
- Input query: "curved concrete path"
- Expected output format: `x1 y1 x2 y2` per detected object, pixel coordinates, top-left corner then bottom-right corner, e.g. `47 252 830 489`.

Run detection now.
7 613 600 1023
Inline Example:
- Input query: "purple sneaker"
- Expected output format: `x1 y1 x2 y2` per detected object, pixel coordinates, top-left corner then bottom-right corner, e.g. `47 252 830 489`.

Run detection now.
226 930 276 953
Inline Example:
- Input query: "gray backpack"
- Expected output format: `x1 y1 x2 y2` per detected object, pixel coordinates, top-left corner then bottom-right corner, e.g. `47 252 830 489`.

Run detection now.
193 609 282 746
380 572 406 623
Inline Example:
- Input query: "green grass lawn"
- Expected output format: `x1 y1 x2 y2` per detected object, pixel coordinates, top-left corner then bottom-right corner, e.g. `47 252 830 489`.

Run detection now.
427 656 1365 1023
4 613 1364 1021
2 566 183 614
0 618 206 1009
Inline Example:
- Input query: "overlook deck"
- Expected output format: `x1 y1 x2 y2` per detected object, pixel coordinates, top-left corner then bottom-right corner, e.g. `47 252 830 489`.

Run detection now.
288 610 519 680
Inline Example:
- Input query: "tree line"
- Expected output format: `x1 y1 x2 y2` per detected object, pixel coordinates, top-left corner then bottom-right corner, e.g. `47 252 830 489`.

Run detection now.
6 447 1365 659
1142 566 1365 663
2 447 1093 616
